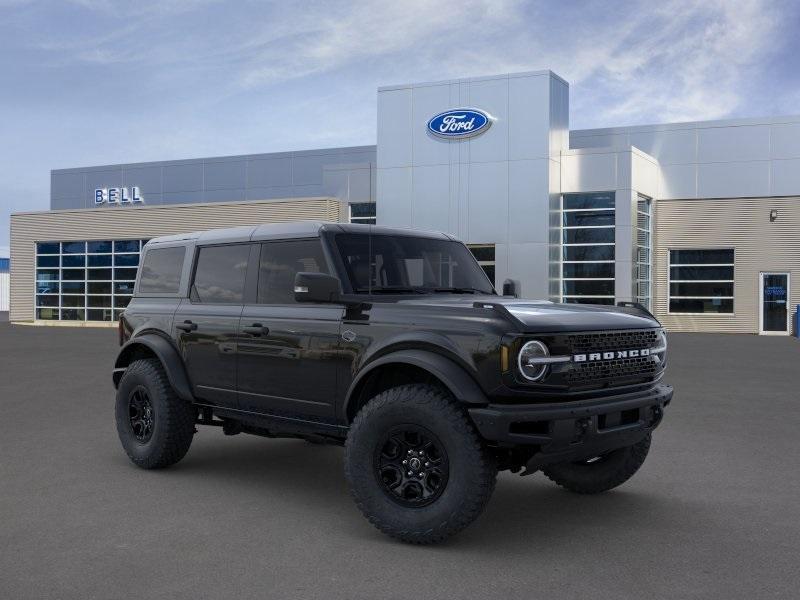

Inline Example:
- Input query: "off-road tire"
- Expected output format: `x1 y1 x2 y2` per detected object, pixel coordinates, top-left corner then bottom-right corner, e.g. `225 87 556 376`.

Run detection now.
115 358 195 469
345 384 497 544
542 434 651 494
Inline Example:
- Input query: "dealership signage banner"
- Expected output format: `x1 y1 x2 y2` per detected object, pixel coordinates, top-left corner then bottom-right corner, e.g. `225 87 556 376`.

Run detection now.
427 108 493 139
95 187 143 205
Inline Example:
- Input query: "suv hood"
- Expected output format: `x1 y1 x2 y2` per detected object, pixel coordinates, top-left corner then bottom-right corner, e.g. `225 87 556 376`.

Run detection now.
396 295 660 332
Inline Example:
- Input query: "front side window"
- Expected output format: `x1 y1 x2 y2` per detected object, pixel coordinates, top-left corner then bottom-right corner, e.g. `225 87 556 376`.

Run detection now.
191 244 249 304
139 246 185 295
257 240 329 304
334 234 494 295
668 249 734 314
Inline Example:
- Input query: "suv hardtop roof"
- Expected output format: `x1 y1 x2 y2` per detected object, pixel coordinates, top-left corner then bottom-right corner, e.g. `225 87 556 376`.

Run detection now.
144 221 455 247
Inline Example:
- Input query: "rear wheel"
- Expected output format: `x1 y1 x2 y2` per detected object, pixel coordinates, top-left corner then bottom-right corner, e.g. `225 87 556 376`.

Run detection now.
542 434 651 494
345 384 496 544
115 358 195 469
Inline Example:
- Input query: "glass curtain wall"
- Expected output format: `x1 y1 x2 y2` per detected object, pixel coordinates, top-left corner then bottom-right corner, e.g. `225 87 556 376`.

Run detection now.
467 244 496 286
668 249 734 313
561 192 616 304
635 196 652 309
35 239 148 321
349 202 376 225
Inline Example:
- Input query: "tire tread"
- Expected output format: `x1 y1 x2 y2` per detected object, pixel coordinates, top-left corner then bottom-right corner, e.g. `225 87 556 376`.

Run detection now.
345 383 496 544
542 434 651 494
116 358 195 469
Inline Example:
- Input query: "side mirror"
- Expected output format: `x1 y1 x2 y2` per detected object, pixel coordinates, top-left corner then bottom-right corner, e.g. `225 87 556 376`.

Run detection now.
502 279 518 297
294 272 342 303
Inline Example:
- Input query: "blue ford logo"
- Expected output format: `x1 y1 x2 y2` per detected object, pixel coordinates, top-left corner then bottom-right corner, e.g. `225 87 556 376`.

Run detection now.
427 108 493 139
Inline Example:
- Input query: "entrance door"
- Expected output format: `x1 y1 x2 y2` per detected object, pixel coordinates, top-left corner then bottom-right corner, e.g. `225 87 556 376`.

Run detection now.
759 273 790 335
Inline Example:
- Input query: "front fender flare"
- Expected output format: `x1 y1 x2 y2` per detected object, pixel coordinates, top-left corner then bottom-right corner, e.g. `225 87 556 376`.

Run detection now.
342 349 489 421
113 334 194 402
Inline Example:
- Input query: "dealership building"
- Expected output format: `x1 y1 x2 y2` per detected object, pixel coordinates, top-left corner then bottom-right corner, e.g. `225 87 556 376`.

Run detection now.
9 69 800 334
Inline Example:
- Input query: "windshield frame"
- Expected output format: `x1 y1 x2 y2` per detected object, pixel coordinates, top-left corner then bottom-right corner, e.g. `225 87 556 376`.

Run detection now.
324 229 496 297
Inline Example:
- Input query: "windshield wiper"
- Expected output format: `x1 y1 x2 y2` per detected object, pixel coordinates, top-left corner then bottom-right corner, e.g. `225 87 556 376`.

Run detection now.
354 286 428 294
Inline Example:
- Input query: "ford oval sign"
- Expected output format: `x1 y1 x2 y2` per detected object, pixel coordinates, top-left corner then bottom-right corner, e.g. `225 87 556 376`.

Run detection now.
427 108 493 139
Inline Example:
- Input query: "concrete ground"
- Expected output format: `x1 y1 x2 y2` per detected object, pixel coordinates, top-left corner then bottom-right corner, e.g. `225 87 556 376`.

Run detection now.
1 323 799 600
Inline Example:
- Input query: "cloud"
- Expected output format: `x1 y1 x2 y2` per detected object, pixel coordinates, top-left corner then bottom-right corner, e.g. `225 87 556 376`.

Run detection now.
0 0 797 247
571 0 784 125
8 0 791 124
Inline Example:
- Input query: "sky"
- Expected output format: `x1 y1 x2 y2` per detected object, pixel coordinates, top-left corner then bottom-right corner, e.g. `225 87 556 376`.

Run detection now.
1 0 799 248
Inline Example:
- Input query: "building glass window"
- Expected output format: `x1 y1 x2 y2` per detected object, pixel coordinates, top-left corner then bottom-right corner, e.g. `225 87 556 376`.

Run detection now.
35 239 149 321
349 202 376 225
467 244 496 286
668 249 734 314
561 192 615 305
636 196 652 310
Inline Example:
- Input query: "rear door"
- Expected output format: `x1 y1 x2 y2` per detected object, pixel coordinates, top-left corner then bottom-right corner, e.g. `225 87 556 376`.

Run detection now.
237 238 343 418
173 243 252 408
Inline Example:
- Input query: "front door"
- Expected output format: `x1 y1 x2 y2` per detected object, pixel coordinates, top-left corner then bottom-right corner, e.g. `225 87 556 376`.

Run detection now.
759 272 790 335
237 239 343 419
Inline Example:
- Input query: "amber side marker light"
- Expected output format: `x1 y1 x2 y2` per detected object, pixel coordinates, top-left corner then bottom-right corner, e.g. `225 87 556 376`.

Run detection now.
501 345 510 372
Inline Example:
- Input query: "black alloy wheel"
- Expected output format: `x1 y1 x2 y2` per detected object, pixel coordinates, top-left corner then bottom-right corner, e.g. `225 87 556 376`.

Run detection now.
375 425 449 507
128 386 154 443
345 383 497 544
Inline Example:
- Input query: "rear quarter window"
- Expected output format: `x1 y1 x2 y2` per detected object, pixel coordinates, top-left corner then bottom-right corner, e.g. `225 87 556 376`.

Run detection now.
138 246 186 294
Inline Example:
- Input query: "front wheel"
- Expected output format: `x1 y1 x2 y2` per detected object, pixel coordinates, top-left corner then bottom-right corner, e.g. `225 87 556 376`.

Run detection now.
542 434 652 494
344 384 497 544
115 358 195 469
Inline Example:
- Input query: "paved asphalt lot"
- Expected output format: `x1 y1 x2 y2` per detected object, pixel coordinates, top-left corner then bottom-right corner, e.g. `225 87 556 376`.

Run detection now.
1 323 799 599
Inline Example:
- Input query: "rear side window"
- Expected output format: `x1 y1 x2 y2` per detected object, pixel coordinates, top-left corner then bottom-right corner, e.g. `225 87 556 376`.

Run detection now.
258 240 329 304
192 244 250 304
138 246 185 294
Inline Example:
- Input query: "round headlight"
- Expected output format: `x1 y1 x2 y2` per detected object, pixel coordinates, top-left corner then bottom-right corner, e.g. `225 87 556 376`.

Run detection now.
656 329 668 365
517 340 550 382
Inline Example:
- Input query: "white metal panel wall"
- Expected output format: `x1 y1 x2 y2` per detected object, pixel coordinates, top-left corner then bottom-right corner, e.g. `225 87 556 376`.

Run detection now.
10 197 344 322
0 272 9 311
654 196 800 333
570 115 800 200
377 70 569 299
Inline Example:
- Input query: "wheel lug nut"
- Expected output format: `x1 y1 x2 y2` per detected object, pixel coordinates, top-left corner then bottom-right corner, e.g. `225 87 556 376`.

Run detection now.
402 460 407 465
407 471 413 476
425 462 430 467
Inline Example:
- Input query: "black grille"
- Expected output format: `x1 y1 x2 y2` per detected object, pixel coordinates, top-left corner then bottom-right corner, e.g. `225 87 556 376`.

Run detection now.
567 329 659 353
567 355 658 384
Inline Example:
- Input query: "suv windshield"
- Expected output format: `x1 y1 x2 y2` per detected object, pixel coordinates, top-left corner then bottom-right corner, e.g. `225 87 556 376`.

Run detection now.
334 233 495 295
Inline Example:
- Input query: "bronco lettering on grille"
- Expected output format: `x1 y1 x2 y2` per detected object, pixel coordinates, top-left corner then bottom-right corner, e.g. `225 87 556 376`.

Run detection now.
573 348 651 362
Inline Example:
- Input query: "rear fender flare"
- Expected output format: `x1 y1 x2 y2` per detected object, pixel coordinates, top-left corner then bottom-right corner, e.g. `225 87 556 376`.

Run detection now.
113 334 194 402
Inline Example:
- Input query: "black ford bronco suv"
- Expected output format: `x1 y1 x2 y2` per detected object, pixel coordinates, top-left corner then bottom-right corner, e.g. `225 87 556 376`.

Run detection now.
113 222 672 544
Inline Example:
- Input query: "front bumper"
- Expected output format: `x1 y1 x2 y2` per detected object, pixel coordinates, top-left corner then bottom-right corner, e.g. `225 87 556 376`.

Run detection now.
468 383 673 470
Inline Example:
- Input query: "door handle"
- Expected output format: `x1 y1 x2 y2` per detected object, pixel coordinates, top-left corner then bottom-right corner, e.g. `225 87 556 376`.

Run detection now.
176 320 198 332
242 323 269 336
